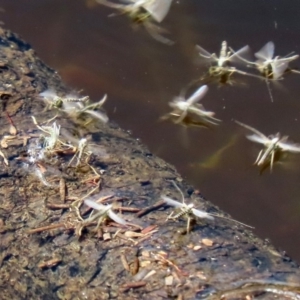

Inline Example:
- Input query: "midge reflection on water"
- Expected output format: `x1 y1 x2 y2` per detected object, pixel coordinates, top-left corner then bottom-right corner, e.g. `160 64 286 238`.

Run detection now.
95 0 174 44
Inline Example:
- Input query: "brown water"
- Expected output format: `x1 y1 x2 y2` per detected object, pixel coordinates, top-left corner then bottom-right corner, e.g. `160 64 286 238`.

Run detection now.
2 0 300 261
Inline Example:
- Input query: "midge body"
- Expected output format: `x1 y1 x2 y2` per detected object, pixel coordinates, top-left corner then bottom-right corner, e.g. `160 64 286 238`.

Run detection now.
40 90 108 123
168 85 221 125
196 41 253 84
236 121 300 171
96 0 173 44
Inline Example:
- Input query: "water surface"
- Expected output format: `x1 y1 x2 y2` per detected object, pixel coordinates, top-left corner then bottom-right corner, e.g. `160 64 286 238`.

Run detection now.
2 0 300 261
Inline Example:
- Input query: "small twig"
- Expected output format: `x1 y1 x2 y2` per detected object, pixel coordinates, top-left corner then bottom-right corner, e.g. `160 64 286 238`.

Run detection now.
46 203 70 210
116 207 140 213
59 178 67 202
120 281 146 293
136 200 165 217
28 223 67 234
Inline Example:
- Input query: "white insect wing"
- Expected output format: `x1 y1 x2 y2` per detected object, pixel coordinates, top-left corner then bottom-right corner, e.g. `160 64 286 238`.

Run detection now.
246 134 269 145
143 0 173 23
84 199 110 211
84 199 128 225
228 45 250 65
107 210 128 225
186 85 209 105
40 89 57 101
278 141 300 152
255 41 275 61
191 208 214 220
195 45 217 63
161 195 186 208
271 59 289 79
84 109 109 123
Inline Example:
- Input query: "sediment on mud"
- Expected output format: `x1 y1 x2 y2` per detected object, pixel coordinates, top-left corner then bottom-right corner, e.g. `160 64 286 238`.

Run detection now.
0 26 300 300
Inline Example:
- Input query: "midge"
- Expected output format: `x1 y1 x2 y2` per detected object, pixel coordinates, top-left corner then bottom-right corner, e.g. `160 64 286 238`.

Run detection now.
96 0 174 45
196 41 253 84
40 89 89 110
168 85 221 125
236 120 300 172
236 41 299 80
162 181 253 233
84 199 128 226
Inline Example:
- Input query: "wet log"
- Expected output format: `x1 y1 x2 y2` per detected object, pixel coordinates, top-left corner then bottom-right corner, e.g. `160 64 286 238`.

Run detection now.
0 26 300 300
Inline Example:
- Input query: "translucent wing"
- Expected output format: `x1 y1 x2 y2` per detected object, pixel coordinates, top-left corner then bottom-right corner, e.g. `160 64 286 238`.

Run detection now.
84 199 111 211
271 55 299 79
278 140 300 152
143 0 173 23
161 195 183 208
84 109 109 123
186 85 209 105
255 41 275 61
246 134 269 145
191 208 214 220
235 121 269 141
39 89 57 100
270 58 290 79
229 45 251 64
107 210 128 225
84 199 128 225
195 45 217 63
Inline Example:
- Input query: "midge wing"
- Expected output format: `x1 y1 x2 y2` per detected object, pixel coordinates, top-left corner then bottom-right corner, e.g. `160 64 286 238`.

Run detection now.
186 85 209 105
161 195 184 208
278 140 300 152
191 208 214 220
143 0 173 23
255 41 275 61
84 199 111 211
271 60 290 80
246 134 269 145
235 121 269 141
229 45 251 64
195 44 217 62
107 210 128 225
271 55 299 80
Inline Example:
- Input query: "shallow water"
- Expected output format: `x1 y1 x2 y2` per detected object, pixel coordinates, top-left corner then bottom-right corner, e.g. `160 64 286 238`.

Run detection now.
2 0 300 262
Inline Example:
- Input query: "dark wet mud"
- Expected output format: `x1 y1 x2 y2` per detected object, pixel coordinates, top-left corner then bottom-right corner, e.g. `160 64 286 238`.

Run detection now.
1 26 300 300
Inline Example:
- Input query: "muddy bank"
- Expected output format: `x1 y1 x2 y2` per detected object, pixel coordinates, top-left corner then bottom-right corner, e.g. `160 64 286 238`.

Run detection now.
0 26 300 300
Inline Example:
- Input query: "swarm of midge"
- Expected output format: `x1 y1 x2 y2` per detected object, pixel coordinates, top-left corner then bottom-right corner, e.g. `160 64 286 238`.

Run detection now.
165 85 221 126
39 90 109 124
96 0 174 45
236 120 300 172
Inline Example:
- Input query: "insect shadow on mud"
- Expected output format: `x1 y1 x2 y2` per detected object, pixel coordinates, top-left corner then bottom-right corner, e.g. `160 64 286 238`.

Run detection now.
162 181 253 233
236 120 300 173
95 0 174 45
